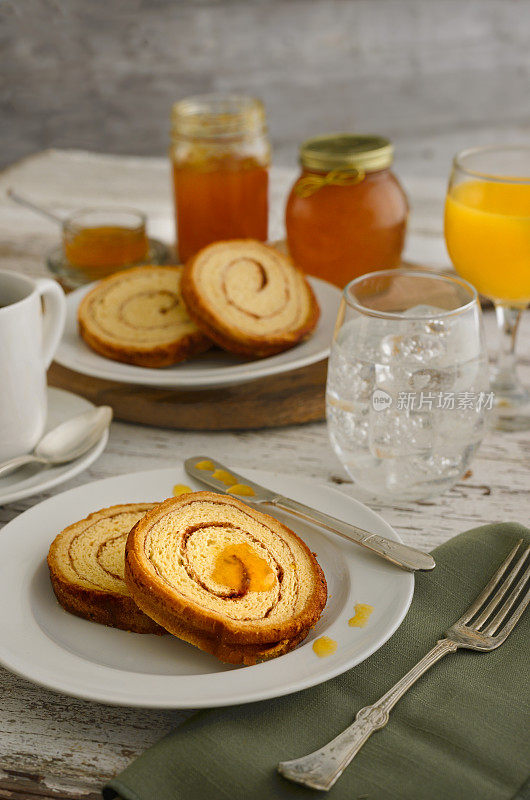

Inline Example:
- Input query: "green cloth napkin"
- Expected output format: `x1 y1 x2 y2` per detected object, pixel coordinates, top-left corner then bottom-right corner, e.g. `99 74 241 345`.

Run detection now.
103 522 530 800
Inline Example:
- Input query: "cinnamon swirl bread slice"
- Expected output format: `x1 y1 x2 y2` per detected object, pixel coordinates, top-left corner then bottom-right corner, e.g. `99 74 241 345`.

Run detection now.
78 265 211 367
48 503 165 634
181 240 320 357
124 492 327 663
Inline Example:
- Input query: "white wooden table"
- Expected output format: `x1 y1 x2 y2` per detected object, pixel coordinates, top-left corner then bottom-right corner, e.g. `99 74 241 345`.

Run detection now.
0 151 528 799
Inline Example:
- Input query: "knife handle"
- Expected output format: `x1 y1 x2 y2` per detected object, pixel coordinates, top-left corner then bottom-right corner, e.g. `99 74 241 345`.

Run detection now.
269 496 435 572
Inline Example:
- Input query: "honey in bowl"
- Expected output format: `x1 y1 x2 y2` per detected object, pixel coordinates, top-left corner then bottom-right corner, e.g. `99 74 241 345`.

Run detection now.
62 208 149 280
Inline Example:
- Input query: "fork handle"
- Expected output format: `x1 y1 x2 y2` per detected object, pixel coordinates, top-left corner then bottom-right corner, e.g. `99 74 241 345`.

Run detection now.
278 638 458 792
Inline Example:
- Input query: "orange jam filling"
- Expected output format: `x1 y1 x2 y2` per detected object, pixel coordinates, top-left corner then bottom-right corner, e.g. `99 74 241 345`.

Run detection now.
212 468 236 485
312 636 337 657
348 603 374 628
227 484 255 497
211 543 275 594
195 460 215 471
173 484 192 497
64 226 149 273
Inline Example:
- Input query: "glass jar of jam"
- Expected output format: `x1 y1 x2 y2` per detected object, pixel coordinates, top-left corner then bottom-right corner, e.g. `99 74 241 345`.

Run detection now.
285 134 408 287
171 94 270 262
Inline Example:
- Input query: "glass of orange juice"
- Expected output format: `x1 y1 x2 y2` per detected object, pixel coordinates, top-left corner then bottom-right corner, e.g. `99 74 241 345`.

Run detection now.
445 146 530 428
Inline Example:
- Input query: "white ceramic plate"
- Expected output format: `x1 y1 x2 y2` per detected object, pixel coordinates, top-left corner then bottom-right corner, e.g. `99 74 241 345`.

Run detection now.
0 387 108 505
54 277 340 388
0 466 413 708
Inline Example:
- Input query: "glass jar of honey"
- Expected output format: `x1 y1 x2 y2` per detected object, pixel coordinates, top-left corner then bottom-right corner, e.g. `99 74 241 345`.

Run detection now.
285 134 408 287
171 94 270 262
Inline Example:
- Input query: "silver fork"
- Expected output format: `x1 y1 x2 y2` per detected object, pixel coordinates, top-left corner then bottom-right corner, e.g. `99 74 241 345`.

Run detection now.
278 538 530 792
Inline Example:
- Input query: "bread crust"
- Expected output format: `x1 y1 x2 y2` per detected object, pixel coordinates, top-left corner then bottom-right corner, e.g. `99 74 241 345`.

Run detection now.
78 316 211 368
78 265 212 367
48 568 165 634
124 491 327 654
181 241 320 358
155 616 311 666
47 503 165 635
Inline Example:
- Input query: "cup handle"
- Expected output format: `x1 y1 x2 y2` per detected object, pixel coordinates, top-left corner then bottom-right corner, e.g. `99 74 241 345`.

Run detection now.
35 278 66 368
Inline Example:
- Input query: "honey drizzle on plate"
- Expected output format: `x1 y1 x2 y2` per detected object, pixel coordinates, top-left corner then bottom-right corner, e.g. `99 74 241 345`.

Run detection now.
348 603 374 627
173 484 192 497
312 637 337 657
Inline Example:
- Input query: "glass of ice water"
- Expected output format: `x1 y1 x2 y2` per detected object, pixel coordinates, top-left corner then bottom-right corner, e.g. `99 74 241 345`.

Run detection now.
326 269 491 501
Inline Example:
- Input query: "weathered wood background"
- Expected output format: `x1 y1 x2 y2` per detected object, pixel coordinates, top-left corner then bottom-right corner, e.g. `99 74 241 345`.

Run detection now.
2 0 530 175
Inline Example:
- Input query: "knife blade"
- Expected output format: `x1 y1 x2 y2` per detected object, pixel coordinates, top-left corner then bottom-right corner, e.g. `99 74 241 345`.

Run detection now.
184 456 435 572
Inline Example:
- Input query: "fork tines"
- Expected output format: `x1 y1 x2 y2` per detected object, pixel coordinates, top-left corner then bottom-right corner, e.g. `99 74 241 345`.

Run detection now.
458 539 530 639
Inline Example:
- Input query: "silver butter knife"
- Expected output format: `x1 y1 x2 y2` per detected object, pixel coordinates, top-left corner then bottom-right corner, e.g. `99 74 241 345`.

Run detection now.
184 456 435 572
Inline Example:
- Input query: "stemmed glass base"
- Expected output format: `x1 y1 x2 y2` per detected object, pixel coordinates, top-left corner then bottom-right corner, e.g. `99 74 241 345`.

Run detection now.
492 304 530 431
492 376 530 431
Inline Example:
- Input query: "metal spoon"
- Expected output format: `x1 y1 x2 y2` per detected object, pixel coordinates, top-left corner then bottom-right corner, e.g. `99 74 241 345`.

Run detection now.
0 406 113 478
7 188 65 225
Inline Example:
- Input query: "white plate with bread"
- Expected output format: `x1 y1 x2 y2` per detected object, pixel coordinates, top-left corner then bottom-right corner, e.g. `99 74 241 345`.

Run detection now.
0 465 413 708
53 241 341 389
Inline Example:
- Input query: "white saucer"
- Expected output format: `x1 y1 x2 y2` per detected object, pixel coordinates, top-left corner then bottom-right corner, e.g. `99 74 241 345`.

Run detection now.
0 387 109 505
0 466 413 707
54 277 341 388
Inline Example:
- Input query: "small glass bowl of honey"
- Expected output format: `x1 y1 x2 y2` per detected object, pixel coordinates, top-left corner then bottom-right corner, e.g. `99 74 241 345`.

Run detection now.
48 207 170 289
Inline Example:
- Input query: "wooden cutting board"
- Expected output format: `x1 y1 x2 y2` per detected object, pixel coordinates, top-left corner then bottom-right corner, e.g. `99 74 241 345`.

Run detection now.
47 360 328 431
47 239 331 430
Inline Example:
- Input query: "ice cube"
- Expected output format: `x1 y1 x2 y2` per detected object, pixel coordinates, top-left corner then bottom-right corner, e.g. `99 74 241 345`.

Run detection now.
439 312 483 364
369 406 433 458
326 397 370 454
380 332 445 364
327 349 374 402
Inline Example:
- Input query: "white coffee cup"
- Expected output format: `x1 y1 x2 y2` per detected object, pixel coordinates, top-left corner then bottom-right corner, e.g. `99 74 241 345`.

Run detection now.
0 270 66 461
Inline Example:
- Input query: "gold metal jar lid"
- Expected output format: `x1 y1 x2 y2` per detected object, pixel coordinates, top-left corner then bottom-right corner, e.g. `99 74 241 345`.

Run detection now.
299 134 394 172
171 94 267 140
